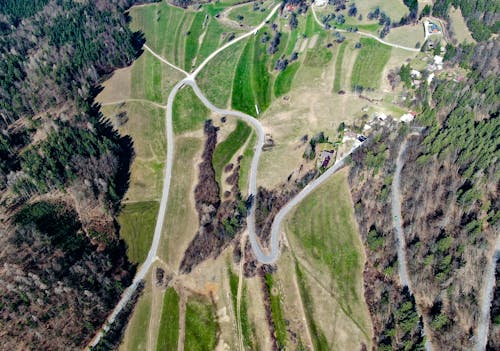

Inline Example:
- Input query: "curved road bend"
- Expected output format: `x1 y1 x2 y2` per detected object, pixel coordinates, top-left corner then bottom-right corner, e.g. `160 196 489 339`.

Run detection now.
476 237 500 351
87 7 279 346
189 79 362 264
89 5 357 346
311 5 420 53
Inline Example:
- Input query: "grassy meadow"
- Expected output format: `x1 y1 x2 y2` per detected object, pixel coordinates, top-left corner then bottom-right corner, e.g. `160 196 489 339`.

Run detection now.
286 171 371 332
156 288 180 351
119 280 152 351
159 136 201 265
213 120 252 183
172 86 210 134
130 2 244 72
118 201 159 264
351 38 392 90
227 0 275 27
184 296 219 351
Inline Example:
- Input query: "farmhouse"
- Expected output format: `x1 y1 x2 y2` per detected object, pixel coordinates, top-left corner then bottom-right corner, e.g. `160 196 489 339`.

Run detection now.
318 150 334 168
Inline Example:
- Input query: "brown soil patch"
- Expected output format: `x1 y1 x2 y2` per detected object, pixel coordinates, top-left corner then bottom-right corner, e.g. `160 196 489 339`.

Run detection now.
96 67 132 103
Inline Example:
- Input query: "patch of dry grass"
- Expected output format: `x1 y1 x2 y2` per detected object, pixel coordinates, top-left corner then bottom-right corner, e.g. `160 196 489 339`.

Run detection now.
448 6 475 44
158 136 202 266
101 102 166 203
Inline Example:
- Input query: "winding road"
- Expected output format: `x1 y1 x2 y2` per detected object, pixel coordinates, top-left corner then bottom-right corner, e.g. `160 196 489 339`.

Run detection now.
89 4 363 347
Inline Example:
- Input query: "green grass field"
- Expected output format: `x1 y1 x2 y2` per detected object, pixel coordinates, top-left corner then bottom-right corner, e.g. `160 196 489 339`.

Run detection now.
121 283 152 351
264 273 287 349
351 38 391 90
250 31 271 113
274 62 300 97
197 38 247 108
185 11 207 70
130 51 184 104
304 47 333 67
159 136 201 265
228 0 274 26
305 10 322 37
131 2 243 72
173 86 210 134
156 287 180 351
118 201 159 264
295 262 329 351
333 41 347 92
184 296 219 351
286 171 365 315
213 120 251 183
238 132 255 195
232 38 257 116
228 269 254 349
101 102 166 203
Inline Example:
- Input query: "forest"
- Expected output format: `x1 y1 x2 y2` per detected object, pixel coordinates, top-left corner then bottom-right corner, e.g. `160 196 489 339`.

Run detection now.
432 0 498 41
0 0 154 349
349 37 499 350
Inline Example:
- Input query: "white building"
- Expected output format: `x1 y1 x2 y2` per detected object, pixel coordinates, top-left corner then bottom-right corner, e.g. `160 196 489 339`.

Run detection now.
314 0 328 7
400 113 414 123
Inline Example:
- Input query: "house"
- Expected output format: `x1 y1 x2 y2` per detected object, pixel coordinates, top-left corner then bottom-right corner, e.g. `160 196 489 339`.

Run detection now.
411 69 422 79
375 112 388 121
314 0 328 7
427 72 435 84
357 134 367 142
319 150 334 168
400 113 414 123
434 55 444 70
363 124 372 131
429 22 441 33
343 131 357 141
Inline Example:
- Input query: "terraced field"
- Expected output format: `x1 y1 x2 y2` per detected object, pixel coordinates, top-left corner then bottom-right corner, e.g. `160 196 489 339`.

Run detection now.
351 37 392 90
156 288 180 351
94 1 424 350
227 0 275 27
130 2 244 72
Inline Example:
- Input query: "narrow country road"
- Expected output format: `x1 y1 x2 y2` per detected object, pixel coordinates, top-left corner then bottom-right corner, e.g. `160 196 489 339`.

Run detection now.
391 134 433 351
87 8 277 347
191 4 280 77
88 4 362 347
311 5 421 52
88 80 183 349
144 44 189 76
476 237 500 351
392 138 411 287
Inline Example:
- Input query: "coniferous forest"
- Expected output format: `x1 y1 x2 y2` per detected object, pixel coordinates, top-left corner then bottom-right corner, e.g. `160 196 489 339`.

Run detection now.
0 1 154 349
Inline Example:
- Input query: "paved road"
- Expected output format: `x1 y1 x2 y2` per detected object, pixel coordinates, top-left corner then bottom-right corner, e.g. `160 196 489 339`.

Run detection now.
88 4 362 346
191 4 281 77
391 134 433 351
87 8 278 347
311 5 420 52
87 80 184 349
476 237 500 351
